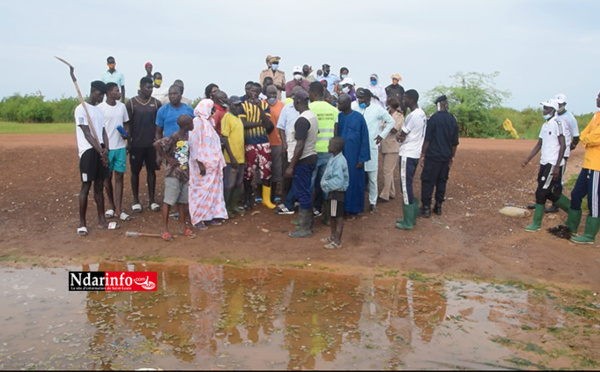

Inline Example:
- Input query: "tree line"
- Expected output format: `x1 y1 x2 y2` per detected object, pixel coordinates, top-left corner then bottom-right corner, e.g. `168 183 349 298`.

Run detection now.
0 72 594 139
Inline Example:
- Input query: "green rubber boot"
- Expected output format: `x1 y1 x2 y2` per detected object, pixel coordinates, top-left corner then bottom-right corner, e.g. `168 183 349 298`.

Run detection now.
396 201 416 230
524 204 544 232
564 208 582 234
396 198 419 224
570 216 600 244
553 194 571 213
230 188 245 216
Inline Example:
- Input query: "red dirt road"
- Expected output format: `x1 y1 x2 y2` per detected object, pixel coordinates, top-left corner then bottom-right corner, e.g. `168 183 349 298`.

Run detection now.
1 135 599 290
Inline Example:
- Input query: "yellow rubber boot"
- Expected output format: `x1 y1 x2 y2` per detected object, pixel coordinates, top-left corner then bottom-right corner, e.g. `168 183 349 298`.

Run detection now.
262 185 276 209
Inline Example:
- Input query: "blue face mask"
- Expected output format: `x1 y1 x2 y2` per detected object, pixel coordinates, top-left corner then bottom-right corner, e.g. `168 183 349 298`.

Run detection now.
341 74 348 79
271 64 279 71
359 102 367 109
370 80 377 86
543 113 552 120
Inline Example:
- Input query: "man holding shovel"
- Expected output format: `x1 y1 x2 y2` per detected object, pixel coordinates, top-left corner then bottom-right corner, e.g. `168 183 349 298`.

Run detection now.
74 81 113 236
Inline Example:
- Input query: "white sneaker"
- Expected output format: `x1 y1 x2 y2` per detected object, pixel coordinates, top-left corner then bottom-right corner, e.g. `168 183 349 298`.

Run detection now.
276 205 294 215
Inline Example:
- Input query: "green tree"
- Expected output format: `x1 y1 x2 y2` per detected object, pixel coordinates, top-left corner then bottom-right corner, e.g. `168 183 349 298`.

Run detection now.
426 72 511 138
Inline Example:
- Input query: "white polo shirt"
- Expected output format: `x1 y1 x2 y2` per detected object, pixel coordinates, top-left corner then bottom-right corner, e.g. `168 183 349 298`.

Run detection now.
539 117 565 166
398 108 427 159
556 110 579 157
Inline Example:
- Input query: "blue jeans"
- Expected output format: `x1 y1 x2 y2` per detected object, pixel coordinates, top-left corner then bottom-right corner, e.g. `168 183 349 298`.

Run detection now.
284 182 296 210
294 163 316 210
310 153 332 212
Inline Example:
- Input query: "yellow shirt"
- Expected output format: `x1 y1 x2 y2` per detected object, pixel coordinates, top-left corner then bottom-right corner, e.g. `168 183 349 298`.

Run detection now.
221 112 245 163
580 111 600 171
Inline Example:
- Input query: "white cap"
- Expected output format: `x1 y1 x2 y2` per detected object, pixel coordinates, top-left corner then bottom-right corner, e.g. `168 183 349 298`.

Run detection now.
555 93 567 104
339 77 355 86
293 66 302 74
540 98 559 111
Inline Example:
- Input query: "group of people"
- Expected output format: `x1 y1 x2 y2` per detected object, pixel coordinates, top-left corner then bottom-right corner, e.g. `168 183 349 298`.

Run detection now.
522 93 600 245
75 54 600 248
73 54 462 248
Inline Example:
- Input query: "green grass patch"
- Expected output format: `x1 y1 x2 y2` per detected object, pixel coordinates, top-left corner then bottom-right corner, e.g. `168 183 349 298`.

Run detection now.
403 270 434 282
0 121 74 134
123 255 166 263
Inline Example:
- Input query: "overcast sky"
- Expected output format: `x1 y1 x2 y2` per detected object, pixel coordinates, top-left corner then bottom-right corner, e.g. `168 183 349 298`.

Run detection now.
1 0 599 115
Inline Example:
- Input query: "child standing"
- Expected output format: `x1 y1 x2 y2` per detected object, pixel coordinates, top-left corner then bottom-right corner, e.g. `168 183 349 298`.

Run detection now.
153 115 196 241
320 137 349 249
522 99 568 232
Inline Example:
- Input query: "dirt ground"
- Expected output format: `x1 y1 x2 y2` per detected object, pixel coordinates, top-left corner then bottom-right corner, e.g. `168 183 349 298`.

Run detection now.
1 135 599 290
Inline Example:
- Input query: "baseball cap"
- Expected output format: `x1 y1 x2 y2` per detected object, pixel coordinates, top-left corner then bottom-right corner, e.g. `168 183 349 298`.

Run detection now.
540 98 559 111
435 95 448 104
339 77 355 86
145 62 152 68
228 95 242 105
293 66 302 74
555 93 567 104
356 88 373 98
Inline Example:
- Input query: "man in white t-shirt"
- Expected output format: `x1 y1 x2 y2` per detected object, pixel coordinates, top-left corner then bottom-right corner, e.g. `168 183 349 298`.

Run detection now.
99 82 131 222
74 81 112 236
522 98 568 232
531 93 581 213
395 89 427 230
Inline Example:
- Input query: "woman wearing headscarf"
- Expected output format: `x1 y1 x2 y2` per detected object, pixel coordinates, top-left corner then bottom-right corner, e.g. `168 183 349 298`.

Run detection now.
189 99 228 229
369 73 387 108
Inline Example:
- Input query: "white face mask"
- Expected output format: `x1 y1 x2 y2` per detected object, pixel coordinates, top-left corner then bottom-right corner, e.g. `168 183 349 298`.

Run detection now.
294 74 302 81
342 87 350 94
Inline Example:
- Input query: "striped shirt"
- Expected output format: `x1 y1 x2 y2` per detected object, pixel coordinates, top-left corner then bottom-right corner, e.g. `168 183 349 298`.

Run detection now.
240 100 270 145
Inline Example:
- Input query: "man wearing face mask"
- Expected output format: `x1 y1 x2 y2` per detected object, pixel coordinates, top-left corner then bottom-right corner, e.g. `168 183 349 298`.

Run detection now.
320 64 340 94
522 99 568 232
285 66 310 96
351 88 395 213
334 67 350 96
151 72 169 103
338 77 356 101
259 55 286 101
528 93 580 213
418 95 459 218
303 64 315 83
369 74 387 108
101 56 125 103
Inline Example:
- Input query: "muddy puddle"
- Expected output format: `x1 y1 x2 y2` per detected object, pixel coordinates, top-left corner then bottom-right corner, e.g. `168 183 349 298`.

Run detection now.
0 263 599 370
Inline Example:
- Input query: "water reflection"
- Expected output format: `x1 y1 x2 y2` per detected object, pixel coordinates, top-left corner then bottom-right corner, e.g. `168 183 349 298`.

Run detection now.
0 263 599 370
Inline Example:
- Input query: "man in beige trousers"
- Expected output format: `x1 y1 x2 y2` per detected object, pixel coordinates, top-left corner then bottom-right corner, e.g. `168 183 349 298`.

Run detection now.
378 96 404 202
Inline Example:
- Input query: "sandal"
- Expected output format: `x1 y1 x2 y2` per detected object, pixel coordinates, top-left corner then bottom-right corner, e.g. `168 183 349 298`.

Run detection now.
132 204 143 213
118 212 133 221
178 228 196 238
161 231 174 242
98 221 120 230
320 236 334 243
207 219 223 226
150 203 161 212
77 226 88 236
104 209 115 219
194 222 208 230
324 242 341 250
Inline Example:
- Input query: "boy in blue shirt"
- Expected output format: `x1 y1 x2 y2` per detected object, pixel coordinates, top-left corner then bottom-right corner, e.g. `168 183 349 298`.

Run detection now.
320 137 349 249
